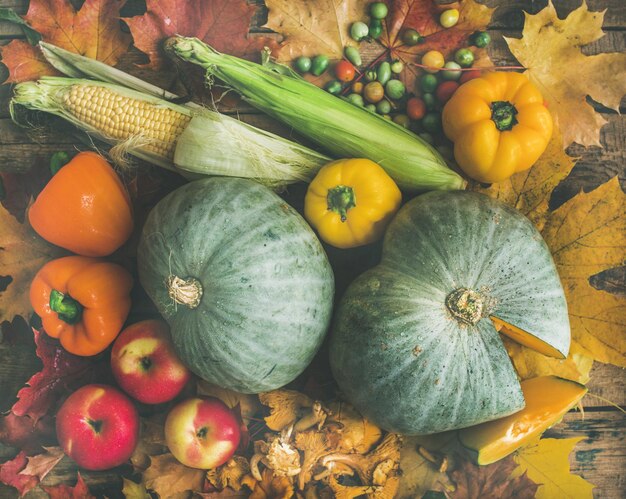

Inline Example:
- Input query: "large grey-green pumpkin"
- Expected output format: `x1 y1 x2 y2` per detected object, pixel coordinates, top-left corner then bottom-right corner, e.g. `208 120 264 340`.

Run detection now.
138 178 334 393
330 191 570 435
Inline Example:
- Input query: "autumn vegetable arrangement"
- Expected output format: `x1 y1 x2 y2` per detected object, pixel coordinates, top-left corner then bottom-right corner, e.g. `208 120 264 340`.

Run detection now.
0 0 624 498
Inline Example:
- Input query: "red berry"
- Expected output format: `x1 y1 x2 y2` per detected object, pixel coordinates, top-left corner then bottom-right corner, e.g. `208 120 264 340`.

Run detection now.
335 60 356 83
406 97 426 120
436 81 460 104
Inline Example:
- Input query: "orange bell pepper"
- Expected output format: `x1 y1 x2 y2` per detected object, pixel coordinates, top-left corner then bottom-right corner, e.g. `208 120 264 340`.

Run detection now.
30 256 133 356
28 151 133 257
442 72 553 183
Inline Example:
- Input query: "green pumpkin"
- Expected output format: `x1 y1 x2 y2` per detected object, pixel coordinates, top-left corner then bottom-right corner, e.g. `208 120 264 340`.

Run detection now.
138 178 334 393
330 191 570 435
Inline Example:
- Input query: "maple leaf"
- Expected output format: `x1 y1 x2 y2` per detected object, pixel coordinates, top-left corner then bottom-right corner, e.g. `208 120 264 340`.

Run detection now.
0 40 60 84
0 451 39 497
13 329 111 422
472 126 625 379
0 206 65 324
264 0 368 62
121 478 152 499
42 472 95 499
124 0 279 70
505 1 626 148
21 446 65 483
512 437 595 498
143 453 206 497
129 415 168 471
542 178 626 367
0 157 54 223
0 413 56 454
450 454 538 499
0 0 131 83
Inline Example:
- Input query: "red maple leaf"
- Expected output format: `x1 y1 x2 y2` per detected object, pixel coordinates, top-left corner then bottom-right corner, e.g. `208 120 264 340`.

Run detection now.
12 329 111 422
124 0 280 70
0 0 131 83
0 451 39 497
0 413 56 454
43 472 95 499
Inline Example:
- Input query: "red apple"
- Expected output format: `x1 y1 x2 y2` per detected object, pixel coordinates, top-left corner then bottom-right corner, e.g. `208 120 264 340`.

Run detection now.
111 319 191 404
56 384 139 470
165 397 241 469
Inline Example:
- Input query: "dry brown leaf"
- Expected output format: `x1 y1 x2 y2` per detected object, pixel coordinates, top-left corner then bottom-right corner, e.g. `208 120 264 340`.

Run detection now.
20 446 64 482
143 453 205 498
451 454 538 499
505 1 626 147
121 478 152 499
264 0 368 62
0 206 65 323
512 437 595 498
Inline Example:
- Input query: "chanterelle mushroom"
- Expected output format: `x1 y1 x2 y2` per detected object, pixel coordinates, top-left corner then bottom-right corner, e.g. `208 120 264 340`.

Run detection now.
325 401 382 454
321 433 402 498
206 455 250 491
294 430 334 490
260 390 314 431
251 429 301 481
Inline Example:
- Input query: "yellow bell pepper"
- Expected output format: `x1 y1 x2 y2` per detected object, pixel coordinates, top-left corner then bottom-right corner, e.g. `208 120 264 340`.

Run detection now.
304 159 402 249
442 72 553 183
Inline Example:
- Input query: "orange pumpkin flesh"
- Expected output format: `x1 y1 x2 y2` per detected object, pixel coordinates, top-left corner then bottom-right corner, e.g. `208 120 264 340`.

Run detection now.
491 316 566 359
459 375 587 465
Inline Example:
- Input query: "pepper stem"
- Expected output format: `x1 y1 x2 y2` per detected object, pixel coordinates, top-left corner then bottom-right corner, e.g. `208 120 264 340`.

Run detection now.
491 101 518 131
49 289 83 324
327 185 356 222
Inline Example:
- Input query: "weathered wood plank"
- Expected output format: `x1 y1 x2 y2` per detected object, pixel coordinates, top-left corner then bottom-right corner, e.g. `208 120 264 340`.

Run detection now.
585 363 626 409
546 411 626 499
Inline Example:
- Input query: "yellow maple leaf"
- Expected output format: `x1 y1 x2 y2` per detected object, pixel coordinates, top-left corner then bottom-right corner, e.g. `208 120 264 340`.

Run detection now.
473 124 625 381
505 0 626 147
0 206 65 323
264 0 368 62
512 437 595 498
542 177 626 367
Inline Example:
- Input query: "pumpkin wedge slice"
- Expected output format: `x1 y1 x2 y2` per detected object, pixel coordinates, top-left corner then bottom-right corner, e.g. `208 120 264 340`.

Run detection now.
459 375 587 465
491 317 566 358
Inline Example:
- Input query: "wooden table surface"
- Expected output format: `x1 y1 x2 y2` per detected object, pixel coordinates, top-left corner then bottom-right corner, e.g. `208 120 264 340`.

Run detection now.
0 0 624 497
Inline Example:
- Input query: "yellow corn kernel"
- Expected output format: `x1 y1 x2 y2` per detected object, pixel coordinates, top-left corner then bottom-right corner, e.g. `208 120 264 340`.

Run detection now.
63 84 192 159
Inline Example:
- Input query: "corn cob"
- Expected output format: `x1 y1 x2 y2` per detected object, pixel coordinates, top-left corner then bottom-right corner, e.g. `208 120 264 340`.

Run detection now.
11 76 330 185
64 83 192 159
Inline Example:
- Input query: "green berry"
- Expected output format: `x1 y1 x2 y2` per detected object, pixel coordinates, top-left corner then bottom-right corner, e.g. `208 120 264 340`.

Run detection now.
350 22 369 41
347 93 365 106
422 112 442 133
402 28 422 46
370 2 388 20
376 99 391 114
344 46 362 66
420 73 438 93
369 19 383 39
377 61 391 85
294 56 312 73
441 61 462 81
325 80 343 95
385 79 405 100
390 60 404 74
472 31 491 48
422 93 436 111
454 48 475 68
311 55 330 76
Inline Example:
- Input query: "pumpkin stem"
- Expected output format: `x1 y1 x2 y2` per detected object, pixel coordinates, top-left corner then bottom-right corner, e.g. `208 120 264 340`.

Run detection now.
327 185 356 222
446 288 484 326
49 289 83 324
491 101 518 131
167 275 203 309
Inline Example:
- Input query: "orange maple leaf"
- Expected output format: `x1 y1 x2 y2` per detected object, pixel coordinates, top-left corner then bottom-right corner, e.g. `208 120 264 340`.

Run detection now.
0 0 131 83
